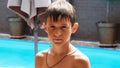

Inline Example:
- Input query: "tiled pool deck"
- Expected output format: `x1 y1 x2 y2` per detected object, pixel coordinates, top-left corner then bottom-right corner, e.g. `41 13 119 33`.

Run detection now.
0 33 120 50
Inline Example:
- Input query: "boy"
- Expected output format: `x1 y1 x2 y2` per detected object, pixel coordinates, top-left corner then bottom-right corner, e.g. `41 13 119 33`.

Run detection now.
35 0 90 68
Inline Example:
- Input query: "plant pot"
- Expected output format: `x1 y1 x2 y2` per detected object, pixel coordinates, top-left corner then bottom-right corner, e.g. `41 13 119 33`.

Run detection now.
8 17 25 39
96 21 117 47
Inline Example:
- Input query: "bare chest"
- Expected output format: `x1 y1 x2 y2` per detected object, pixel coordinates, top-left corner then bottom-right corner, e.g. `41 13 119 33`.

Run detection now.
40 57 74 68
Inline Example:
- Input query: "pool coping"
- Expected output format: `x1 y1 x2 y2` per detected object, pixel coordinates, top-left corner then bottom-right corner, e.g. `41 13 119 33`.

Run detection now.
0 33 120 49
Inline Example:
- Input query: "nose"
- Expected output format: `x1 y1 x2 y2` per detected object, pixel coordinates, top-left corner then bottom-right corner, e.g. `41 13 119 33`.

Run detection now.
54 28 62 37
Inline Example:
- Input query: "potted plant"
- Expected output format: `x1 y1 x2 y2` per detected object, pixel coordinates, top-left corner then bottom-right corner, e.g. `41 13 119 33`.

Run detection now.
96 0 119 47
8 15 26 39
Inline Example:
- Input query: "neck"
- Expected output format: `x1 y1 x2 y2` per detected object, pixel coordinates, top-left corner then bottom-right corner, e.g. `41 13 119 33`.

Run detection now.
50 43 73 55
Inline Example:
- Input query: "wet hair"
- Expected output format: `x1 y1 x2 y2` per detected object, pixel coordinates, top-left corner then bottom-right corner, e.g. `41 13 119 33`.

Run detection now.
44 0 76 25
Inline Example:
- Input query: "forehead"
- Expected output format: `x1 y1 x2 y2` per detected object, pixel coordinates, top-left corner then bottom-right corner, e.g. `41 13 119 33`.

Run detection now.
46 16 71 25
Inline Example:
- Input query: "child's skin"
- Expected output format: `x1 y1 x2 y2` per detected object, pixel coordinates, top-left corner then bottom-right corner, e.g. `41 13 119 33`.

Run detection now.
35 0 90 68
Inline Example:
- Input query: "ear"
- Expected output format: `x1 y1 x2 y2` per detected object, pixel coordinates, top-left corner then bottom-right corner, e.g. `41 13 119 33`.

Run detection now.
42 22 48 33
72 22 79 33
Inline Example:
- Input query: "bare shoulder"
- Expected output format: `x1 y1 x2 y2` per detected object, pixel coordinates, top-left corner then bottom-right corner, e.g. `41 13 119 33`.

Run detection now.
36 50 48 57
72 49 90 68
35 50 48 68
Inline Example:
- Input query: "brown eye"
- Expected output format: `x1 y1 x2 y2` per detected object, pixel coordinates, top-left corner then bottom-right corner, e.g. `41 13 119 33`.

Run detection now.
61 26 67 29
50 26 55 29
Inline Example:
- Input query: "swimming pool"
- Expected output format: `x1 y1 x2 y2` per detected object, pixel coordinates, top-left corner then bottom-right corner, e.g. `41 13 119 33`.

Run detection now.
0 38 120 68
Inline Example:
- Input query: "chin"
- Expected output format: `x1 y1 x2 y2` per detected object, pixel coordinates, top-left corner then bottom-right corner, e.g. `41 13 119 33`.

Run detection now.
52 41 64 46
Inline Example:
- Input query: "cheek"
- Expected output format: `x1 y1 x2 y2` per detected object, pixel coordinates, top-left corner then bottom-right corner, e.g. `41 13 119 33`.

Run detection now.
47 30 53 36
63 29 72 38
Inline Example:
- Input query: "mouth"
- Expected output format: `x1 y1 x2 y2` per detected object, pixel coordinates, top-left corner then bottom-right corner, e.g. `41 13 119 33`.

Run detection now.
53 38 62 42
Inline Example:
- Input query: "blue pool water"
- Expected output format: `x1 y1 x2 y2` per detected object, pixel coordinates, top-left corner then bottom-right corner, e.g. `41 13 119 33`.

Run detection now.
0 38 120 68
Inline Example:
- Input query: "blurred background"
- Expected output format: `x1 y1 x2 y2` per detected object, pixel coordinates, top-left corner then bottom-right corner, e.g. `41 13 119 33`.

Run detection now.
0 0 120 44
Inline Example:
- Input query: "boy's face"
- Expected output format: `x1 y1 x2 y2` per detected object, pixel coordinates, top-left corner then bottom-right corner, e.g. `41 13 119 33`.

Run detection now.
44 16 78 46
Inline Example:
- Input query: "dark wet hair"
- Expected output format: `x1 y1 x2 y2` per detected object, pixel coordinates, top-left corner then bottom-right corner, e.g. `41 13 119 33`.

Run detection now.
44 0 76 25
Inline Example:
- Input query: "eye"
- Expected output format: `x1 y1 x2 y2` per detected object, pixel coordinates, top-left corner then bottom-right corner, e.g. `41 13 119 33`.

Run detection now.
49 26 55 29
61 26 67 29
